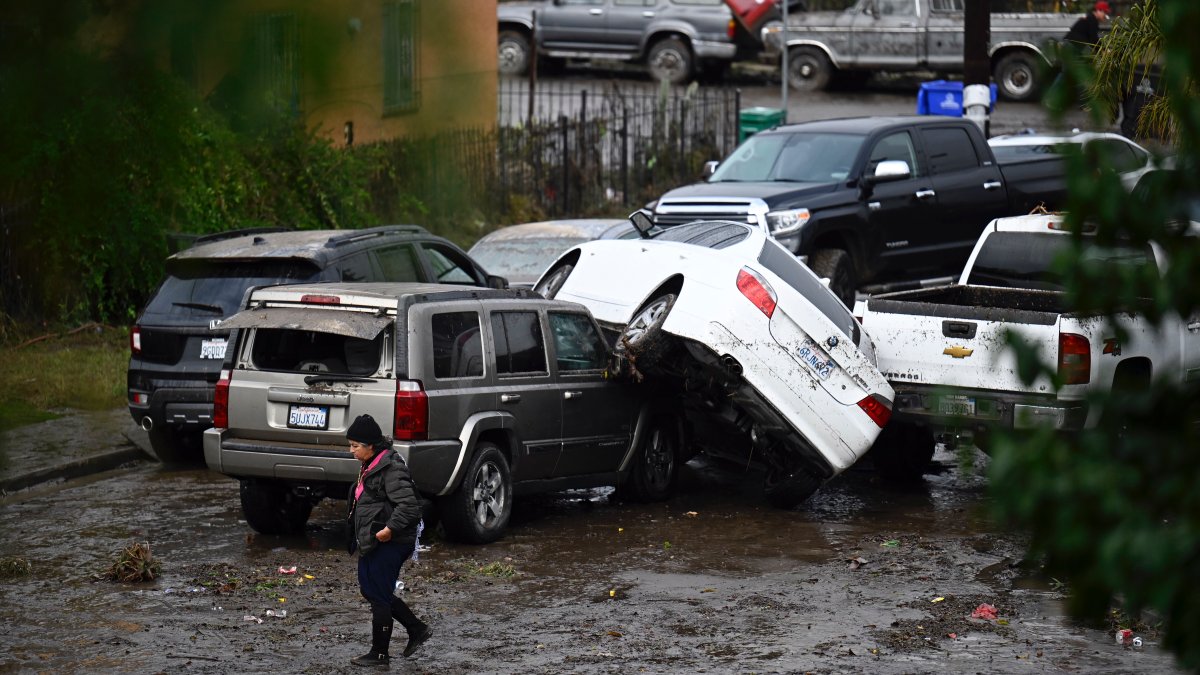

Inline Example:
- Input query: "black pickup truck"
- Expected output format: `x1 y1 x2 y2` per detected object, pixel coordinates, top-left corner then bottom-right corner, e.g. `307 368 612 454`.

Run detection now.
649 116 1064 305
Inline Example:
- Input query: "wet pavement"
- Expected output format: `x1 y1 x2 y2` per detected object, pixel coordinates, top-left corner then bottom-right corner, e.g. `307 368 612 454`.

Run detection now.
0 410 1182 673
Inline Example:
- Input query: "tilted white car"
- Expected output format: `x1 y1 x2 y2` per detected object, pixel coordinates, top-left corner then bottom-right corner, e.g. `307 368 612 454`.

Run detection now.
534 215 895 507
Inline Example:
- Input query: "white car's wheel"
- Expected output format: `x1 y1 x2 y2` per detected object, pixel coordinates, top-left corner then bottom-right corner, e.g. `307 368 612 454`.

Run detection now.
620 293 676 368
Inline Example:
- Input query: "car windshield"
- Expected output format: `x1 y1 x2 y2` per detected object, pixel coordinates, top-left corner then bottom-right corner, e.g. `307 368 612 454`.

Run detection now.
709 131 866 183
143 261 322 318
653 221 750 249
468 237 589 283
966 232 1156 291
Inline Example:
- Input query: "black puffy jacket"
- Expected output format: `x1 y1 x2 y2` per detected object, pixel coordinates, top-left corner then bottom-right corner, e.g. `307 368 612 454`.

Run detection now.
347 448 422 555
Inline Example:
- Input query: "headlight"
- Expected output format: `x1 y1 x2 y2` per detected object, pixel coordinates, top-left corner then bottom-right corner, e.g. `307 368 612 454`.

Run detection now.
766 208 810 236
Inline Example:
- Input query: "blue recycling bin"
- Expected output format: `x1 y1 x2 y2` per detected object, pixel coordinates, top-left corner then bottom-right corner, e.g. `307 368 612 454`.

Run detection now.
916 80 997 117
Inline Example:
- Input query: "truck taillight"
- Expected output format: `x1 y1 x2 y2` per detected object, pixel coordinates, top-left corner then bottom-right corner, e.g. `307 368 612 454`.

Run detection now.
394 380 428 441
727 18 736 40
737 267 777 318
1058 333 1091 385
130 325 141 355
213 369 231 429
857 394 892 428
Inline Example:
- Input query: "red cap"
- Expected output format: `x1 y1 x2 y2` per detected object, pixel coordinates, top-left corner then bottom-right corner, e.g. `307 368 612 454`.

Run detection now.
1094 1 1111 14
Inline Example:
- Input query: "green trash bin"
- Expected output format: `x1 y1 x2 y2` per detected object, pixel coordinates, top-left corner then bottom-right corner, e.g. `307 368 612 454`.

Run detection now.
738 106 785 143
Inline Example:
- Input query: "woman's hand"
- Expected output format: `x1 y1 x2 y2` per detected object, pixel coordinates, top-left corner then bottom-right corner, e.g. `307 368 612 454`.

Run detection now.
375 526 392 542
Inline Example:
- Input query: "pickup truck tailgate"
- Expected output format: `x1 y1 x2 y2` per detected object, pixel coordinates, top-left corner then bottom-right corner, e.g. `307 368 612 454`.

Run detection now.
864 291 1061 395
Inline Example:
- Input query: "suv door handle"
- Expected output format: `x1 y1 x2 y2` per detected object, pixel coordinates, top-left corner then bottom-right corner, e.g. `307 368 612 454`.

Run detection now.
982 180 1002 190
915 189 936 200
500 393 522 403
563 391 583 400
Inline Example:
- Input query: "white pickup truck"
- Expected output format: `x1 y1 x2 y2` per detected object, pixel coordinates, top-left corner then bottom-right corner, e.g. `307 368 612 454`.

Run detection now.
857 213 1200 478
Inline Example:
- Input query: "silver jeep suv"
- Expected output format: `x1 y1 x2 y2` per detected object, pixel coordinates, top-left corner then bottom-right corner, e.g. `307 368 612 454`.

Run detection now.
204 281 682 544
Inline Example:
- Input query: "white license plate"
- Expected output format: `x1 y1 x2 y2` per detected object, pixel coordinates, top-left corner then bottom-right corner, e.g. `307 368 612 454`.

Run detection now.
199 338 227 360
288 405 329 430
797 338 838 381
938 395 975 417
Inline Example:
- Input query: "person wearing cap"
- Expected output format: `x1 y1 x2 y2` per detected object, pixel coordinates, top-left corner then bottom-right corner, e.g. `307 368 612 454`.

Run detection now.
345 413 431 667
1064 1 1111 50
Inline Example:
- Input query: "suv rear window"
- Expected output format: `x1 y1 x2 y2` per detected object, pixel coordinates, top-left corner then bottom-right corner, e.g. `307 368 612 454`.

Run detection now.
432 312 484 379
250 329 384 375
145 261 321 318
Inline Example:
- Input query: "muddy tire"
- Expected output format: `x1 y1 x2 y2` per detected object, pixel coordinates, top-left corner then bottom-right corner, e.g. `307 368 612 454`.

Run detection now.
438 443 512 544
147 426 202 465
807 248 856 308
619 293 676 370
498 30 531 76
788 46 832 92
763 464 822 509
617 414 680 502
994 51 1040 102
534 263 573 299
869 421 936 482
647 37 693 85
240 480 313 535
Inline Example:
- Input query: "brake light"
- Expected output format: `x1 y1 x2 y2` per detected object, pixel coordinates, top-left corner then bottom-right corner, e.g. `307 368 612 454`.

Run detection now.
301 294 341 305
213 369 231 429
727 18 736 40
1058 333 1091 384
737 267 777 318
130 325 141 355
857 394 892 428
394 380 428 441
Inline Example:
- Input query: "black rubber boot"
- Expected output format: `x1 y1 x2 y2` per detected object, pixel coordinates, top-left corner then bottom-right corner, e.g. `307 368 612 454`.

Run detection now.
391 596 432 657
351 614 393 668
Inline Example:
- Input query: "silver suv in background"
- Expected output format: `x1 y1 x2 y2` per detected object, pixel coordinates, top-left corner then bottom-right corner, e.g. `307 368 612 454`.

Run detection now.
204 282 682 543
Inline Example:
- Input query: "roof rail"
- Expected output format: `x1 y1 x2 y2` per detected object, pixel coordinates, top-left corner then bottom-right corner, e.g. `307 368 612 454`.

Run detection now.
192 227 294 246
324 224 429 248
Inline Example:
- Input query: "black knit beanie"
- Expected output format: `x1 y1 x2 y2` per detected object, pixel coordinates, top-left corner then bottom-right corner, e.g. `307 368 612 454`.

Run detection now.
346 414 384 446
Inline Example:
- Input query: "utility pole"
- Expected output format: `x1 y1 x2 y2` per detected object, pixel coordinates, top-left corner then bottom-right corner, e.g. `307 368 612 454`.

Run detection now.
963 0 991 136
780 0 789 122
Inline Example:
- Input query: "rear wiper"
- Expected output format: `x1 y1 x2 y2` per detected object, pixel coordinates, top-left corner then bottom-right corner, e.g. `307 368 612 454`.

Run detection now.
173 301 224 314
303 374 377 385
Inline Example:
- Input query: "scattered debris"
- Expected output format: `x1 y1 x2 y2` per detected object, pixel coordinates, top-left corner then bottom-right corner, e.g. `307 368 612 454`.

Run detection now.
881 540 900 548
100 542 160 583
931 597 945 603
685 511 699 517
278 566 297 575
1116 628 1134 644
243 615 263 624
971 603 998 620
0 556 33 579
849 556 869 570
266 609 287 618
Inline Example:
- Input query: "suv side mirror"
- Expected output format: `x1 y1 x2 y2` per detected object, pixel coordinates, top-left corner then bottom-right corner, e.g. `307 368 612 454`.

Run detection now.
702 160 720 179
487 274 509 290
628 208 655 239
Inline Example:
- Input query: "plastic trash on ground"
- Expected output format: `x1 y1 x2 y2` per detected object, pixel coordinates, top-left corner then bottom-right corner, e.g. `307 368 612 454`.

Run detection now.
971 603 998 620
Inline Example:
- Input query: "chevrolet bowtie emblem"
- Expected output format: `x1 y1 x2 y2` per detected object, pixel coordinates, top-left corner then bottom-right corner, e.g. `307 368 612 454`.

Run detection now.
943 345 974 359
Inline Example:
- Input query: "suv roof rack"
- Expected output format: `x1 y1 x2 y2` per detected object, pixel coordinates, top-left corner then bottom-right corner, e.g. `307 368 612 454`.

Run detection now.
325 224 429 249
192 227 294 246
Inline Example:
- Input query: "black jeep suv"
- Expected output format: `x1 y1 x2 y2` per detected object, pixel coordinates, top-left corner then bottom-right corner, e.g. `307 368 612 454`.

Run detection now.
128 225 505 463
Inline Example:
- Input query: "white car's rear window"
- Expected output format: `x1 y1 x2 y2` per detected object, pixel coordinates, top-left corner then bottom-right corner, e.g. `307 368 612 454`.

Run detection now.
655 221 750 248
757 241 859 343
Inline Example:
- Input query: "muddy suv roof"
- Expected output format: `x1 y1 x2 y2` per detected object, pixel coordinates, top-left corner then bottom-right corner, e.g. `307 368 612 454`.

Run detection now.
205 281 682 543
128 226 503 466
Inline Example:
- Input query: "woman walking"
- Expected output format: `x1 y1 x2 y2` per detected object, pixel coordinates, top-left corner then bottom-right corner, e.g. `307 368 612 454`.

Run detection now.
346 414 432 667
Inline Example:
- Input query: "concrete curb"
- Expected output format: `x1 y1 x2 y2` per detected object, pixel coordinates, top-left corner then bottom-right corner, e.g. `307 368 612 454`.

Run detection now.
0 446 149 495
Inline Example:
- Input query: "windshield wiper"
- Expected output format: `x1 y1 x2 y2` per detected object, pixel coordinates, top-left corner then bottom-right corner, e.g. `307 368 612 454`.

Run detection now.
303 374 377 386
173 301 224 314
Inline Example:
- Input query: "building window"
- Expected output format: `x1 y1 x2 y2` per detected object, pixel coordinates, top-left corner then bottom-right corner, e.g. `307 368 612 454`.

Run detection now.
251 13 300 117
383 0 419 115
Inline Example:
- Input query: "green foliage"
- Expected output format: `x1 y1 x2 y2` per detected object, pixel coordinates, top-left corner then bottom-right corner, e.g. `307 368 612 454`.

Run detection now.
990 1 1200 669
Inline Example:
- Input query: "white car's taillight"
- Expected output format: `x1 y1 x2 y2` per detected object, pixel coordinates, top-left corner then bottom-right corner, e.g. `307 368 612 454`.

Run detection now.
736 267 777 318
394 380 428 440
857 394 892 428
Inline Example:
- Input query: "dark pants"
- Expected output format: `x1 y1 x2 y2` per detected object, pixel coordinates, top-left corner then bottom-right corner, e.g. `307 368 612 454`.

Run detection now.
358 539 424 641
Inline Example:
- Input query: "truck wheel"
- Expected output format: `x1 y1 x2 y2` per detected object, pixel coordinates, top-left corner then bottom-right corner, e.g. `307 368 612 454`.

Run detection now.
534 263 573 299
498 30 531 76
619 293 676 369
869 422 936 483
147 426 202 465
617 414 680 502
240 480 313 535
788 47 832 92
438 443 512 544
807 248 856 308
763 464 822 508
994 52 1040 102
647 37 693 85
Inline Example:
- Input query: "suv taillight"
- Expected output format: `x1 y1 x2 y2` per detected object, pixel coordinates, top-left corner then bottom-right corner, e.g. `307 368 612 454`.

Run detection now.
130 325 141 355
213 369 231 429
727 18 736 40
857 394 892 428
737 267 777 318
394 380 428 441
1058 333 1091 385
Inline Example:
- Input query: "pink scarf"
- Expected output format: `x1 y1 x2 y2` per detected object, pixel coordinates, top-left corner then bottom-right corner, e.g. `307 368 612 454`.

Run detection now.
354 450 386 502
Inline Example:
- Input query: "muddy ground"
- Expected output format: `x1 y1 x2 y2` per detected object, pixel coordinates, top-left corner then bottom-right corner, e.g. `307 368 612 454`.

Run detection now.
0 435 1181 675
